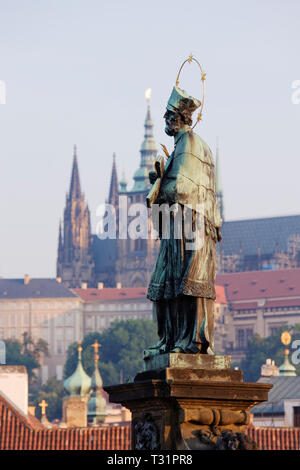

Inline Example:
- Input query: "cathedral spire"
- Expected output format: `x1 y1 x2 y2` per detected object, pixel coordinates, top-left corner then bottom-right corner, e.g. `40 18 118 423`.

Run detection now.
215 140 224 221
69 145 81 199
130 90 158 193
140 93 157 169
57 220 63 264
108 153 119 208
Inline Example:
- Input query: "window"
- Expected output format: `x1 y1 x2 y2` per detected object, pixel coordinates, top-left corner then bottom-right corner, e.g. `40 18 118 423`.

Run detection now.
56 341 63 355
98 317 106 328
66 328 73 340
56 328 63 340
66 313 73 326
236 328 253 349
236 329 245 349
10 314 16 326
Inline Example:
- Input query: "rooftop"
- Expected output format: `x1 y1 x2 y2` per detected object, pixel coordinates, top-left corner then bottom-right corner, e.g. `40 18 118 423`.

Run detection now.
216 268 300 303
73 285 227 303
0 278 78 300
252 376 300 415
219 214 300 257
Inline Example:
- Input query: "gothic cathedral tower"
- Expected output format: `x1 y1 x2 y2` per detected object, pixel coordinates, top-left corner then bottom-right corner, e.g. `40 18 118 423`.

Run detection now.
57 146 94 287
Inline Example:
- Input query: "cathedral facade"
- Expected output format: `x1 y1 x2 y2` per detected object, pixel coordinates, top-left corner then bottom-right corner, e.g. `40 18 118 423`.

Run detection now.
57 102 160 288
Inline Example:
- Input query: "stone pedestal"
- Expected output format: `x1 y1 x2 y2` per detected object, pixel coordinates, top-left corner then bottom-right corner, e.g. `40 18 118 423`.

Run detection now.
105 354 272 450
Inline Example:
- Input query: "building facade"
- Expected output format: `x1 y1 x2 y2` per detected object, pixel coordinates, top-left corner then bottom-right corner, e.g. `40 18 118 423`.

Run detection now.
0 277 81 382
73 286 153 335
216 268 300 363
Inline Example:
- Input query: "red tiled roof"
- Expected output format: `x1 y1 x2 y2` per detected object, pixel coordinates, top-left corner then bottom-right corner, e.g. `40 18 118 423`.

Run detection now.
0 391 44 450
73 286 227 304
216 269 300 302
73 287 148 302
265 298 300 308
0 425 131 450
215 285 227 304
247 425 300 450
0 421 299 450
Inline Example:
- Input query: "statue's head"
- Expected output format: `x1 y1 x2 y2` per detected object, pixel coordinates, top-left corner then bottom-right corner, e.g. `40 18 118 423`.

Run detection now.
164 86 201 136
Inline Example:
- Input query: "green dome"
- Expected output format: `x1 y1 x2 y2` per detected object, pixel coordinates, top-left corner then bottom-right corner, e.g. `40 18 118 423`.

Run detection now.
64 344 92 397
87 348 107 424
279 350 297 376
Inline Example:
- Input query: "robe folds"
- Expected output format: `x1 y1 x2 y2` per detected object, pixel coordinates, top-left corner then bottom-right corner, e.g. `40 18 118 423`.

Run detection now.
146 127 222 354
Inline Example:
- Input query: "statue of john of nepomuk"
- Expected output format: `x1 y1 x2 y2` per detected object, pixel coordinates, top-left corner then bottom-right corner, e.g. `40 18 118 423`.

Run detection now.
146 83 222 355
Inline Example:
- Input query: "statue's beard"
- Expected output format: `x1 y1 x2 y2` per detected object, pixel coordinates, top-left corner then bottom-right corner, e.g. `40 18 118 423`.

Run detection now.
165 123 180 136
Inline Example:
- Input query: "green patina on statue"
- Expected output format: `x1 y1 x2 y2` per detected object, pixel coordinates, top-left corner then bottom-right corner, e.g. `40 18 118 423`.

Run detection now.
146 76 222 356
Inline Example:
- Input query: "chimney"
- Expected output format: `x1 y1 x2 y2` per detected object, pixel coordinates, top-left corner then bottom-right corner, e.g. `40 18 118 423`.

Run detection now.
81 282 88 290
261 358 279 377
56 277 62 283
116 282 122 289
24 274 30 285
98 282 104 290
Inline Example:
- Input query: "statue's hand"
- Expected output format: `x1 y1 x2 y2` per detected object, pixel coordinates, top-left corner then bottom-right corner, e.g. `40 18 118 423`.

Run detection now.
149 170 158 185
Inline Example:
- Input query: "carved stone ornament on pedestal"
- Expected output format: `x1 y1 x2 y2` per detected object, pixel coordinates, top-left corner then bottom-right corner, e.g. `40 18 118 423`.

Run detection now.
105 354 272 450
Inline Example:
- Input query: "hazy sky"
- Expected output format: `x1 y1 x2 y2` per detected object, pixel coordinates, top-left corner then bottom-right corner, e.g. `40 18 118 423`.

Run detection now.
0 0 300 278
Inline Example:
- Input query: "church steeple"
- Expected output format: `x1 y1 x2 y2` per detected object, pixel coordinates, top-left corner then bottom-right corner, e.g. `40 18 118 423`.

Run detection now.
140 103 157 169
69 145 81 199
57 146 94 288
57 220 63 265
108 153 119 207
131 89 157 192
215 141 224 221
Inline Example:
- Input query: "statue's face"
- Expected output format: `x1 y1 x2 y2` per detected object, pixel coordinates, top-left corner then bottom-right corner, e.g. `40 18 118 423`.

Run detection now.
163 110 183 136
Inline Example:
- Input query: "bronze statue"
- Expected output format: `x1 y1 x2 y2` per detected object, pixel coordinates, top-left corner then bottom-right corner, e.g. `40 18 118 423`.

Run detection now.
146 61 222 355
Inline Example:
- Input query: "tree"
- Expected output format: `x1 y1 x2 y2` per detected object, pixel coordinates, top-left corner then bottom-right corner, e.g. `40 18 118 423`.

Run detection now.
5 333 50 383
64 319 158 385
240 324 300 382
5 339 39 380
32 377 65 422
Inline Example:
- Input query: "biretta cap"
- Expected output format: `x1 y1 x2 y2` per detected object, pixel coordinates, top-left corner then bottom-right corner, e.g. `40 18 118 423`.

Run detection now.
166 86 201 113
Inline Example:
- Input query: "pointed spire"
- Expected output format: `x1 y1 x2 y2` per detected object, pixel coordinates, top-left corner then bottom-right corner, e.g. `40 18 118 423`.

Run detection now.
108 153 119 207
69 145 81 199
87 340 107 424
129 91 158 193
140 103 157 168
57 220 63 263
